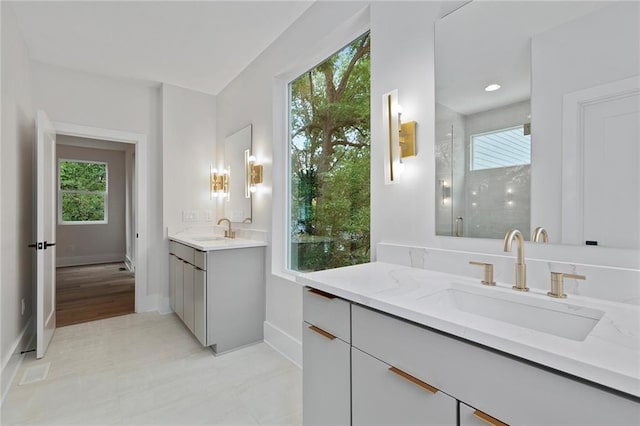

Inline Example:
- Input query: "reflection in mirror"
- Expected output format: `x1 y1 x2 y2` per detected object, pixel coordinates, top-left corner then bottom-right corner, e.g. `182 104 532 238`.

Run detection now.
224 124 252 223
435 1 639 248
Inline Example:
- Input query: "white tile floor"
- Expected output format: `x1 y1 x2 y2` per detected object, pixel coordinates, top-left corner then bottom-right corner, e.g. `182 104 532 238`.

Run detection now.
1 313 302 425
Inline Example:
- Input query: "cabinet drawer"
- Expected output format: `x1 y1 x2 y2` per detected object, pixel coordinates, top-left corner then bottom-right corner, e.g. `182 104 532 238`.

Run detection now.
303 321 350 426
352 304 640 425
352 347 456 426
193 250 206 270
170 241 194 264
303 287 350 342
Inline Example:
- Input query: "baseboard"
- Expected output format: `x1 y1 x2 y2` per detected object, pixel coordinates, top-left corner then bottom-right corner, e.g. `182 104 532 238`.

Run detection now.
124 255 135 272
264 321 302 368
57 253 125 267
157 297 172 315
1 318 34 406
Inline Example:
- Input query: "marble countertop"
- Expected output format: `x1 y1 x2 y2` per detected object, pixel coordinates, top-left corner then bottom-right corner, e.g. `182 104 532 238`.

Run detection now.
168 231 266 251
297 262 640 398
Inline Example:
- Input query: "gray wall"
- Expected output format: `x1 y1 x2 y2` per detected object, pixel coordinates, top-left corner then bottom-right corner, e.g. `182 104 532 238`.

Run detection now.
56 138 126 266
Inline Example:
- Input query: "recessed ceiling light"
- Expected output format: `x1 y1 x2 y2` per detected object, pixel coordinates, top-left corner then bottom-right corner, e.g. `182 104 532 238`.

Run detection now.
485 83 501 92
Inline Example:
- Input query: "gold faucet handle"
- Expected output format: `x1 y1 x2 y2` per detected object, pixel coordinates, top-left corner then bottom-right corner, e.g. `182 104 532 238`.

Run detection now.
548 272 586 298
469 261 496 286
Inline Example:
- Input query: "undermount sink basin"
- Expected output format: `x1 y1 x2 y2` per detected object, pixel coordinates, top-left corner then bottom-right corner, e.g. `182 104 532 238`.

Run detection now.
422 288 604 341
189 236 226 242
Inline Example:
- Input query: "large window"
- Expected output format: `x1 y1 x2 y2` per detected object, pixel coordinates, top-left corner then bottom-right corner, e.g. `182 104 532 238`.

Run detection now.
58 159 108 224
470 125 531 171
289 32 371 272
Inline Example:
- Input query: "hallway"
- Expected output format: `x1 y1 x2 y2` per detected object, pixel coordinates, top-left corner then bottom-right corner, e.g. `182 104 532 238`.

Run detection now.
56 263 135 327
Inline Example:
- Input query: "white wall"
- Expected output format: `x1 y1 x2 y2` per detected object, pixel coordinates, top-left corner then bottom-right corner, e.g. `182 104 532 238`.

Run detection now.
56 141 127 267
32 62 163 311
1 2 35 400
531 2 640 242
161 83 216 312
215 1 451 365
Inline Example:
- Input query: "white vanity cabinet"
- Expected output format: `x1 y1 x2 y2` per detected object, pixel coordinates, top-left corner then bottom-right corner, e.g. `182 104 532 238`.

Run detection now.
351 346 456 425
302 286 640 426
351 304 638 426
169 241 265 352
302 287 351 426
169 242 207 345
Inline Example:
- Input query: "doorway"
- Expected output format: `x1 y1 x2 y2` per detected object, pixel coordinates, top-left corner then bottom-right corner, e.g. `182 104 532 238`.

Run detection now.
55 137 135 326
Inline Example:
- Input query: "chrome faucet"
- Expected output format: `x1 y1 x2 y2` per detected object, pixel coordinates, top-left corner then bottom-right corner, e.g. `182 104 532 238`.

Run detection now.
532 227 548 243
217 218 236 239
503 229 528 291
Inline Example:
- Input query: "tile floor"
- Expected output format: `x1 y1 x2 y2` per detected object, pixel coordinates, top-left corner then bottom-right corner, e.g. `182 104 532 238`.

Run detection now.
1 313 302 425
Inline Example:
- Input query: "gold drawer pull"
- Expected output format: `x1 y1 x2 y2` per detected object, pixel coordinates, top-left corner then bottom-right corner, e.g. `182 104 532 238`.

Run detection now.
307 287 337 300
473 410 508 426
388 366 438 394
308 325 336 340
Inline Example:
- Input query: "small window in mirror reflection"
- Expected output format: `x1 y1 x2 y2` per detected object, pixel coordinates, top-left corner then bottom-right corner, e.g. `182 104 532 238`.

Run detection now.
470 126 531 171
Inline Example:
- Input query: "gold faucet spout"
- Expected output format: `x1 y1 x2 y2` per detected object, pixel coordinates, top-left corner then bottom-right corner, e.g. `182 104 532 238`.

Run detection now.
217 218 235 239
503 229 528 291
532 226 548 243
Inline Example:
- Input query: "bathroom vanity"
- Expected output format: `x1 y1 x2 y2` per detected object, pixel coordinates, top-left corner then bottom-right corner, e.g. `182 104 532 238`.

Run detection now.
168 232 266 354
299 262 640 425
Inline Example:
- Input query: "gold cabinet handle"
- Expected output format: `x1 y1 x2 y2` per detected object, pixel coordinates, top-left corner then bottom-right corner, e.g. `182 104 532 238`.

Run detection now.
473 409 508 426
388 366 438 394
307 287 337 300
308 325 336 341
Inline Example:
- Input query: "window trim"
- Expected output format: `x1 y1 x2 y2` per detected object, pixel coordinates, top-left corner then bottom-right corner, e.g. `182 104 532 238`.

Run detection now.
58 158 109 225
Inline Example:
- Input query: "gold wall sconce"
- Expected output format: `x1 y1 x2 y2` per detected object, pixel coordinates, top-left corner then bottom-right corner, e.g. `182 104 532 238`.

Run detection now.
244 150 263 197
383 89 417 184
210 165 229 199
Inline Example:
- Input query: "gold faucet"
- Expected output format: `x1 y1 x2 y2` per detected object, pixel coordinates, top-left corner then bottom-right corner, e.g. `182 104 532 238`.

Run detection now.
503 229 528 291
217 218 236 239
532 227 548 243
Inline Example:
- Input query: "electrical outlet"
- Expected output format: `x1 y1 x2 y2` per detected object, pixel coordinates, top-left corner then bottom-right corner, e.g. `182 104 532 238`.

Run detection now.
21 299 25 316
203 210 214 221
182 210 197 222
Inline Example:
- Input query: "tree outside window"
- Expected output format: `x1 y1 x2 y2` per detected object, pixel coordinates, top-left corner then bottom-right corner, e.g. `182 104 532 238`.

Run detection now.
289 32 371 272
58 160 108 224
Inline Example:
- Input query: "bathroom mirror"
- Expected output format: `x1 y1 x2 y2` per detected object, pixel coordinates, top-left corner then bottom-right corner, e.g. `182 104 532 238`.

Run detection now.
224 124 252 223
435 1 639 249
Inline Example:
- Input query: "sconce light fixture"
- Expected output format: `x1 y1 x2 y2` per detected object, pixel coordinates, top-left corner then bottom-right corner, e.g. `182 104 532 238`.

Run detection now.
244 150 263 197
210 165 229 199
383 89 417 184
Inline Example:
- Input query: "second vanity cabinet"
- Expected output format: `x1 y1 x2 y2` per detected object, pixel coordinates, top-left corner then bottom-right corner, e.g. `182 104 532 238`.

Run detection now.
303 286 640 426
169 240 265 354
169 242 207 345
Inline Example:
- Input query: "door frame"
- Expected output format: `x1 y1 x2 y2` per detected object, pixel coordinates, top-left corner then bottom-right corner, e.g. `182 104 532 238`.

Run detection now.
52 121 153 312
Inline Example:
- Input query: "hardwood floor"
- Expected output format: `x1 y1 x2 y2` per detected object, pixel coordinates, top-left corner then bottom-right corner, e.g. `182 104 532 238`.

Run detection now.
56 262 135 327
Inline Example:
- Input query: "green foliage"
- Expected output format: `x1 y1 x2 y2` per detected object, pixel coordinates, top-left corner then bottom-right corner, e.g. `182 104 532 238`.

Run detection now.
61 193 105 222
59 161 107 222
290 33 371 272
60 161 106 191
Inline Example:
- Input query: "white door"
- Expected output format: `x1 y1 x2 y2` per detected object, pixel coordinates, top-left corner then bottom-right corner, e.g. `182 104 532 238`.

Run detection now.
582 92 639 249
35 110 57 358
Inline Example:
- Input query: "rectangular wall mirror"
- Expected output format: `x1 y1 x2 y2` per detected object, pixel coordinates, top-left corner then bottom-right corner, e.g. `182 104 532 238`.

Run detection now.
434 1 639 249
224 124 253 223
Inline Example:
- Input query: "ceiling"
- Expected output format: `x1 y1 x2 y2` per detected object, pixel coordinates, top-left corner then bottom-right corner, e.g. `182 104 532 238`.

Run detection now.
435 1 609 115
8 1 313 95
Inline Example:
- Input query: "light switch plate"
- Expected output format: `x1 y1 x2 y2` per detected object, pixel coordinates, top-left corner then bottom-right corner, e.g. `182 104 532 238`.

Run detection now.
203 210 215 221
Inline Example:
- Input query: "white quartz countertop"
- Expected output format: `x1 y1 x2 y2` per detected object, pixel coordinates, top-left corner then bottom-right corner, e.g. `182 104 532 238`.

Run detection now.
297 262 640 398
168 232 266 251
